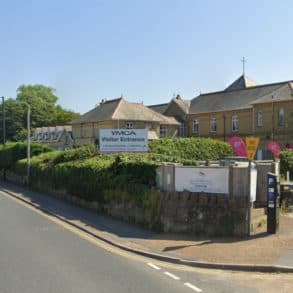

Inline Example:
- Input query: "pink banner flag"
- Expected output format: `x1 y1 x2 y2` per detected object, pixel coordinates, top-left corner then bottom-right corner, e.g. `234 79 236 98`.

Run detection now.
268 141 281 157
229 136 247 157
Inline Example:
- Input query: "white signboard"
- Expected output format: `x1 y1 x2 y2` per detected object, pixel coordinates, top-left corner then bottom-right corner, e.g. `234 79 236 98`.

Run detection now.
99 129 148 153
175 167 229 194
250 168 257 202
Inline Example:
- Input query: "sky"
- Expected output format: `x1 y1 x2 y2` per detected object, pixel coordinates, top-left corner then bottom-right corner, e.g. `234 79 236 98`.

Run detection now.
1 0 293 114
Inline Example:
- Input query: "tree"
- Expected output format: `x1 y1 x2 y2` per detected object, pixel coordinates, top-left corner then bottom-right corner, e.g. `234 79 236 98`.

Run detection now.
16 84 59 128
0 98 24 141
0 84 79 142
54 105 80 125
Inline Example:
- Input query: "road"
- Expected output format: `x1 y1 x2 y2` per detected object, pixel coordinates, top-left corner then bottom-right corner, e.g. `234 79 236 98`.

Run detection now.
0 190 291 293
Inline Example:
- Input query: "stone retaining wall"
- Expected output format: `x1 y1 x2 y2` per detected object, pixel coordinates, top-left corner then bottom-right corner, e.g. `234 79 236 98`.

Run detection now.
1 171 248 237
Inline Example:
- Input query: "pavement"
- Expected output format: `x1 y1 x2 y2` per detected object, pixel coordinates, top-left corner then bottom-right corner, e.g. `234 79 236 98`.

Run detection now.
1 180 293 273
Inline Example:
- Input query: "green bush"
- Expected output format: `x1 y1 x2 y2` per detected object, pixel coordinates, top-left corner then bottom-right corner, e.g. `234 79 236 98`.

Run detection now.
0 142 53 171
149 137 233 161
9 138 234 205
280 150 293 180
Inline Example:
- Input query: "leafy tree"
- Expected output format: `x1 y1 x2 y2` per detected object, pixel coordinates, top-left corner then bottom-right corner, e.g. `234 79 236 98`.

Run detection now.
54 105 80 124
16 84 59 127
0 84 79 142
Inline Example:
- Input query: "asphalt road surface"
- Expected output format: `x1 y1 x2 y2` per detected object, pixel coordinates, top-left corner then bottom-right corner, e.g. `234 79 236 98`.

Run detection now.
0 190 291 293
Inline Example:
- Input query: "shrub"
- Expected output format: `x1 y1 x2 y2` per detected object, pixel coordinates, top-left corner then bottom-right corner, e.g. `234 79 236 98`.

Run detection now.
0 142 53 171
280 150 293 180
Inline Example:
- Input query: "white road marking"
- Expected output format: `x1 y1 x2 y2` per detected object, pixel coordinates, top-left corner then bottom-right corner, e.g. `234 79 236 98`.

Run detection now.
147 263 161 270
164 271 180 280
184 282 203 292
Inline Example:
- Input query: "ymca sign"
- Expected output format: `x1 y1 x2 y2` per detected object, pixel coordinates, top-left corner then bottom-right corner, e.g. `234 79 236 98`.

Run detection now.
99 129 148 153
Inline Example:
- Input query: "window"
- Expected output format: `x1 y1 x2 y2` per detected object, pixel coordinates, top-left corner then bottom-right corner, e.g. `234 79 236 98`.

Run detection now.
179 123 186 137
210 117 217 133
231 115 239 132
192 119 199 134
146 123 153 130
278 108 285 125
126 122 134 129
160 125 167 138
257 111 263 127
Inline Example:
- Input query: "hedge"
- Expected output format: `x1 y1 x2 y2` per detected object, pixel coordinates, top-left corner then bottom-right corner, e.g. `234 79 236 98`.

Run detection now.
9 138 234 204
0 142 53 172
149 137 233 160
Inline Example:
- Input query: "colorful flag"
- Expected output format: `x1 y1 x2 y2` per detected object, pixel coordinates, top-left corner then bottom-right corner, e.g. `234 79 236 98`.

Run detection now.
229 136 247 157
267 141 281 157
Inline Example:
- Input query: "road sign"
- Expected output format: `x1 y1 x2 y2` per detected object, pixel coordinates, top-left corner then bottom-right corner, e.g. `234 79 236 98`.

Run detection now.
245 137 259 161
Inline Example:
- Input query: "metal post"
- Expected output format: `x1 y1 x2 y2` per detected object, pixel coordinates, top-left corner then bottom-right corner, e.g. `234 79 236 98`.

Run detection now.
1 96 5 145
247 160 251 236
27 104 30 184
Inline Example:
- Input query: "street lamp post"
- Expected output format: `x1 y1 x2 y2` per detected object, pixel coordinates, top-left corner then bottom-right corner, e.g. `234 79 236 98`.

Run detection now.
1 96 5 146
26 104 31 185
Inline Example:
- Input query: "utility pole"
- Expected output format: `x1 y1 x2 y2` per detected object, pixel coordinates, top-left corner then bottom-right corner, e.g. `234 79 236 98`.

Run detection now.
1 96 5 145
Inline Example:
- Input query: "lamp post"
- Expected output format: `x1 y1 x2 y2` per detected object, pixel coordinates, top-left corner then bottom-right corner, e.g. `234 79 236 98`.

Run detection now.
1 96 5 145
26 103 31 185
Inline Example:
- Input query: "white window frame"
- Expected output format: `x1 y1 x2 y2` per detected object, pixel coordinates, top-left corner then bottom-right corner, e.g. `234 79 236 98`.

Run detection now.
146 123 153 130
126 121 134 129
257 111 263 127
160 125 167 138
231 115 239 132
192 119 199 134
179 123 186 137
210 117 217 133
278 107 285 125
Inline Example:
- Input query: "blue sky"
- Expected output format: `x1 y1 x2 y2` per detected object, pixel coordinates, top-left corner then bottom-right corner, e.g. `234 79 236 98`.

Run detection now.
1 0 293 114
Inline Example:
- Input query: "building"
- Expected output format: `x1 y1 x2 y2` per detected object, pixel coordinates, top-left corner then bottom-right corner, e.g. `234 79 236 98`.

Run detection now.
32 125 73 150
148 94 190 137
71 97 180 147
188 75 293 158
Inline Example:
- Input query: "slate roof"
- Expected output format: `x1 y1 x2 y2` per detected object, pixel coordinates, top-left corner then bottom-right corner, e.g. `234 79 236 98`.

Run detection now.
225 74 257 91
72 97 179 125
148 103 169 114
251 82 293 104
165 96 190 115
148 95 190 117
189 81 292 115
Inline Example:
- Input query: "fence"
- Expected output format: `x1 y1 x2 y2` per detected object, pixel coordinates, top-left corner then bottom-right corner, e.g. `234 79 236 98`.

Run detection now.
157 160 278 203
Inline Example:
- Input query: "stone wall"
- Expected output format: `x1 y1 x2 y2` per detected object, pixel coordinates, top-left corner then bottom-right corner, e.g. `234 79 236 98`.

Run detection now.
159 192 247 236
104 191 248 237
1 171 248 237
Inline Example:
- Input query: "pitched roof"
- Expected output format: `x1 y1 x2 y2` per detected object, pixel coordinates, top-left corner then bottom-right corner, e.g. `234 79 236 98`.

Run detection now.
148 95 190 117
251 82 293 104
71 98 122 124
72 97 179 125
164 95 190 115
148 103 169 114
189 81 291 114
225 74 257 91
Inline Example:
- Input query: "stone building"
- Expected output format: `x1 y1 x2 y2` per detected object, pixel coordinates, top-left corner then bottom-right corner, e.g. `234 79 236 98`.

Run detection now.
71 97 180 147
